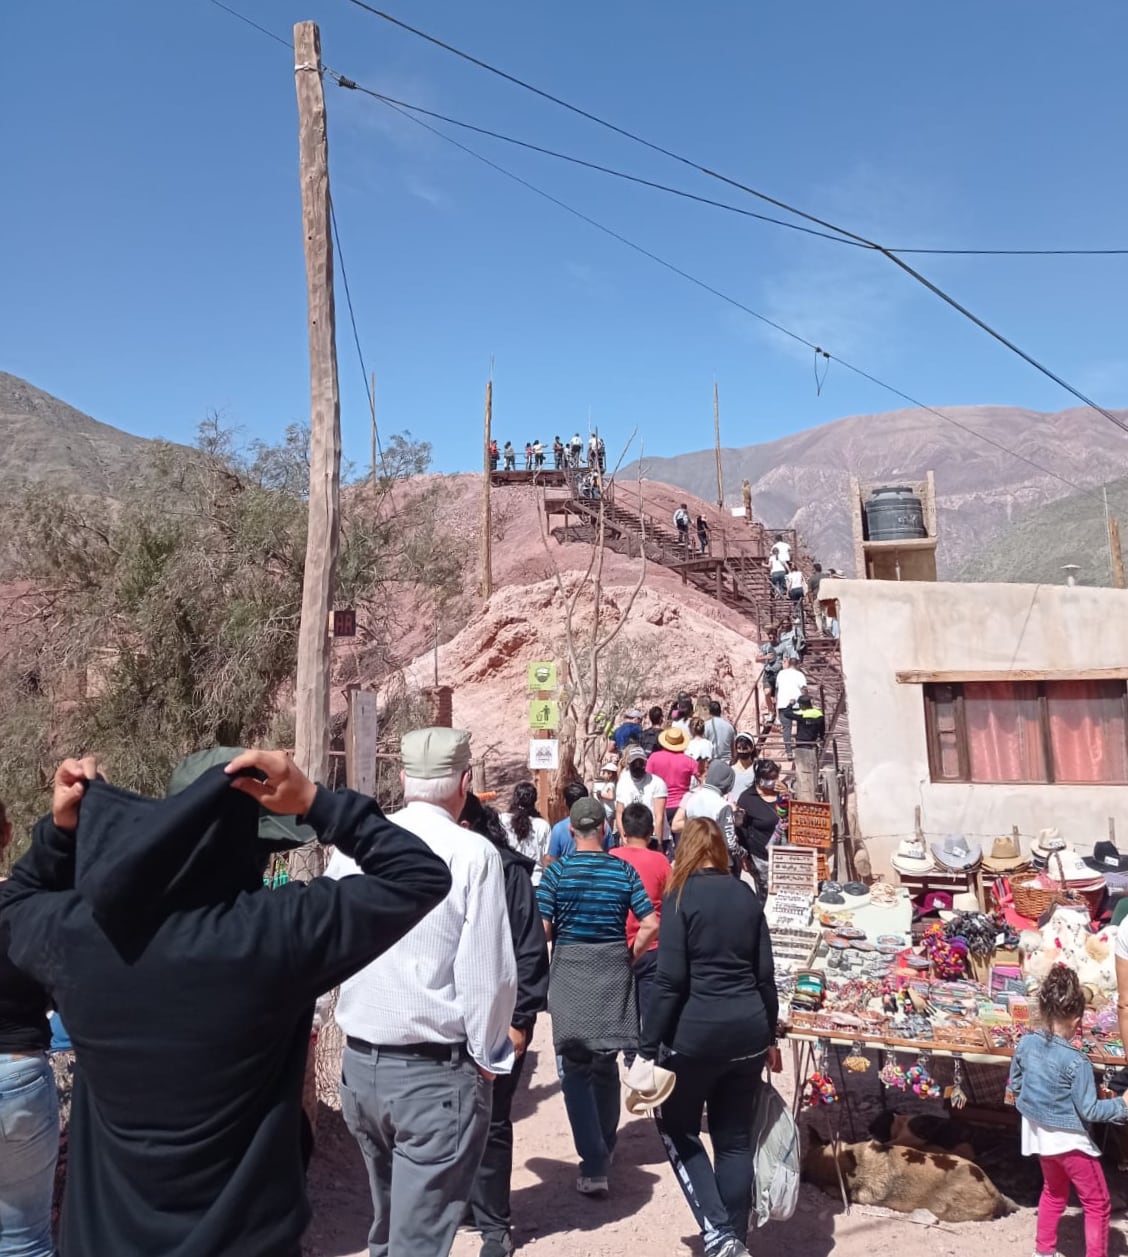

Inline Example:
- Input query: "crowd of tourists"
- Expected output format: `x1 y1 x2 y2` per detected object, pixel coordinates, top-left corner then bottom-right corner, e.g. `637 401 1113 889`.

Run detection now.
0 704 785 1257
489 433 607 474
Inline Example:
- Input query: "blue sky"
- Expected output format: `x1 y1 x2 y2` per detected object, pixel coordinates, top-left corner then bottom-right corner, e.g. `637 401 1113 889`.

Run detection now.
4 1 1127 476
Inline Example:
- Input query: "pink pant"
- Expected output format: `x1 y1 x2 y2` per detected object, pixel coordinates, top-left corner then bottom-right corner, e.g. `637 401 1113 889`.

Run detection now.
1037 1150 1111 1257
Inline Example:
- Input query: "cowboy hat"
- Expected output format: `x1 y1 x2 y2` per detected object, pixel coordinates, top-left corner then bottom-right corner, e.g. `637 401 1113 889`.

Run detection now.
891 838 934 875
1083 841 1128 875
1056 850 1108 886
622 1057 676 1116
930 834 982 872
982 835 1028 873
658 727 690 753
1031 828 1066 861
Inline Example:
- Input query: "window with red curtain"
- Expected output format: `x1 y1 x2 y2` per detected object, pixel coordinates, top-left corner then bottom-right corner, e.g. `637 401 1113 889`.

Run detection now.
924 679 1128 784
1047 680 1128 784
963 681 1045 783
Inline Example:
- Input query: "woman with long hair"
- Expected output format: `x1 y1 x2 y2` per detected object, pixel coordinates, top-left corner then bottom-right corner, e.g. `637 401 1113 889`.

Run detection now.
500 782 551 883
637 818 780 1257
0 798 59 1257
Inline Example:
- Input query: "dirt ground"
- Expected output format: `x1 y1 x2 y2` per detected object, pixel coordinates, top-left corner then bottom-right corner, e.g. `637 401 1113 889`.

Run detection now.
302 1026 1128 1257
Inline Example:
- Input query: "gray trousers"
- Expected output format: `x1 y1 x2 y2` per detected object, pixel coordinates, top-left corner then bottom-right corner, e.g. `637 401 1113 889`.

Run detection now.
340 1043 492 1257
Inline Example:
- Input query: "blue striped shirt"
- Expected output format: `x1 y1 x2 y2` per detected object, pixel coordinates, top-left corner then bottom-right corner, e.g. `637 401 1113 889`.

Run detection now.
536 851 653 945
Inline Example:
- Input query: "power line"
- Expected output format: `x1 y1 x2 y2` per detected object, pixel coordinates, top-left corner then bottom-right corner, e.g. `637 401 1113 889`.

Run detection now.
328 195 385 471
367 94 1100 501
207 0 291 49
343 1 1128 436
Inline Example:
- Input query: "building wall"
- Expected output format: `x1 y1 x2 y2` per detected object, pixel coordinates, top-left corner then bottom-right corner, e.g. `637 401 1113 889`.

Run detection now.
832 578 1128 872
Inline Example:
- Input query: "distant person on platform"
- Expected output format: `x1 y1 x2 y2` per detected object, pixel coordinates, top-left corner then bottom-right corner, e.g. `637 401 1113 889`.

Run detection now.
674 504 691 550
553 436 565 469
704 700 735 764
768 548 788 600
786 563 807 611
327 728 518 1257
695 514 710 556
524 442 534 471
537 798 657 1197
570 432 583 466
596 436 606 473
771 534 792 567
638 706 665 757
808 562 825 631
533 439 545 470
503 441 516 471
615 746 668 849
489 439 499 471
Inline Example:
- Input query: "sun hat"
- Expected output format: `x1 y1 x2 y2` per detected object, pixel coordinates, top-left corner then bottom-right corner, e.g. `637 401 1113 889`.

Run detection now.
1056 850 1108 886
930 834 982 872
982 835 1028 872
918 890 953 914
601 758 621 773
658 727 690 753
1031 828 1066 861
891 837 934 875
622 1057 676 1116
570 797 606 834
1083 841 1128 875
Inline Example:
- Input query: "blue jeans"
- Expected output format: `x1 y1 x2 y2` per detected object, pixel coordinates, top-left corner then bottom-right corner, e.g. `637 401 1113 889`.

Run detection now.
0 1053 59 1257
556 1050 620 1177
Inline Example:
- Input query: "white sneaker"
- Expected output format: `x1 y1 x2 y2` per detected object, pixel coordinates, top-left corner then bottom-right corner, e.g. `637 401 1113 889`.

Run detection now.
576 1175 609 1196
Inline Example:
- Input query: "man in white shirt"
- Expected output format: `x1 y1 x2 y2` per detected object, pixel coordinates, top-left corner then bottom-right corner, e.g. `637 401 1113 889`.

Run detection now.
774 655 809 758
768 551 788 600
326 727 518 1257
770 535 792 566
614 746 668 844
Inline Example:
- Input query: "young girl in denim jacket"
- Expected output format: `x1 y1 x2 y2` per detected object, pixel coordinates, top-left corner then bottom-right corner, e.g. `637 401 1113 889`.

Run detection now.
1009 965 1128 1257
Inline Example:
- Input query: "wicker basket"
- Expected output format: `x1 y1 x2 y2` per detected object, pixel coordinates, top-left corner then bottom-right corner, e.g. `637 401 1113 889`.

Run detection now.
1011 852 1105 921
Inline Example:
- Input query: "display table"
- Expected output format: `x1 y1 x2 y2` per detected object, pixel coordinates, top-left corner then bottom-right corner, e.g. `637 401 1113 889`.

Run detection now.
895 866 985 911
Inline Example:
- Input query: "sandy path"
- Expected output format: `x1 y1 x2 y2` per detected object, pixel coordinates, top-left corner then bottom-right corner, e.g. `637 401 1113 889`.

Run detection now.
303 1025 1128 1257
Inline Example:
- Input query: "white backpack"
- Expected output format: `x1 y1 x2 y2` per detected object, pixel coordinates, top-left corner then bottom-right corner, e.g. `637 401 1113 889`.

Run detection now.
750 1081 800 1226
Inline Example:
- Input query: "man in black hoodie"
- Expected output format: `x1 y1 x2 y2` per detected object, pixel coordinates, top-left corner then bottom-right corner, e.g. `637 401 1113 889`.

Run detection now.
0 750 451 1257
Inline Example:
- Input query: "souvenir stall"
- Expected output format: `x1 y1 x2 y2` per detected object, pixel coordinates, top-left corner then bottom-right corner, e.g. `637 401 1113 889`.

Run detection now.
776 823 1128 1123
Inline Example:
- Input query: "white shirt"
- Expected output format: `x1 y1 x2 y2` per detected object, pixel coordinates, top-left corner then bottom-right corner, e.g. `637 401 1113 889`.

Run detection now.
500 813 551 884
1021 1116 1098 1158
686 737 713 761
325 801 518 1074
684 785 738 852
786 569 806 593
769 554 787 575
771 540 792 565
615 769 668 815
1115 917 1128 961
775 667 808 711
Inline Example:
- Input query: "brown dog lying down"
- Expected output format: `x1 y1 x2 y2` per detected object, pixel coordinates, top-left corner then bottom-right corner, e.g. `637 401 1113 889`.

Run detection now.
869 1111 976 1162
803 1134 1017 1222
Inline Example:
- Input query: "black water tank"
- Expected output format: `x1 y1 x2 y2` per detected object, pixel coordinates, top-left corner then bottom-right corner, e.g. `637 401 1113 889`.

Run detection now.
864 485 927 541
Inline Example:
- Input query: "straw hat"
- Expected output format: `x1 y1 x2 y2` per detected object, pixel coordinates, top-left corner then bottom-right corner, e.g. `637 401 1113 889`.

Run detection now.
622 1057 676 1116
658 727 690 753
982 835 1028 873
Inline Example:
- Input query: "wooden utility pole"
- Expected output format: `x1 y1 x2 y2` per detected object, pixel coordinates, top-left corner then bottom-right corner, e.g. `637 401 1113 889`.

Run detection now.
713 381 724 508
292 20 341 798
481 373 493 601
369 371 378 488
1110 516 1126 589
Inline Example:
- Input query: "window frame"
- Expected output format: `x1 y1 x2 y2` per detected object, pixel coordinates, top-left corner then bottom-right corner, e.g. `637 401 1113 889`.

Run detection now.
923 679 1128 786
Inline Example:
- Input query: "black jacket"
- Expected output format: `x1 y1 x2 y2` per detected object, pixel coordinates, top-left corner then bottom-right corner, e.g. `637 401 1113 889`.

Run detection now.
0 769 451 1257
640 868 777 1062
494 844 549 1031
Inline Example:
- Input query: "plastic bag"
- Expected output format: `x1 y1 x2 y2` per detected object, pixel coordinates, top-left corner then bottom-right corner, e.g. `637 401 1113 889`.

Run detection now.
750 1080 800 1226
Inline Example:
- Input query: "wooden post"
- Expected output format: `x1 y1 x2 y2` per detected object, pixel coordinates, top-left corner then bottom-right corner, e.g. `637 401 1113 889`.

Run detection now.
1109 515 1126 589
481 376 493 601
742 478 752 523
345 689 379 794
713 381 724 508
292 20 341 809
794 745 818 801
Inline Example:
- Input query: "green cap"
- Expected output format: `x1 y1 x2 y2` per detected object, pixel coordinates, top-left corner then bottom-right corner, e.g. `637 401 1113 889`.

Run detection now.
401 728 472 779
167 747 313 850
570 796 606 834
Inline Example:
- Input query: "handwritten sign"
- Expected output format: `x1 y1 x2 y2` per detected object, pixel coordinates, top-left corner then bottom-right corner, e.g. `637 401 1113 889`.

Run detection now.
528 700 560 731
768 845 820 897
789 801 833 850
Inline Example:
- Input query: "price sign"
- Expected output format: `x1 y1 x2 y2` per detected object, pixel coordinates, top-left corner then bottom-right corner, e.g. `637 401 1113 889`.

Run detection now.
768 846 819 897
